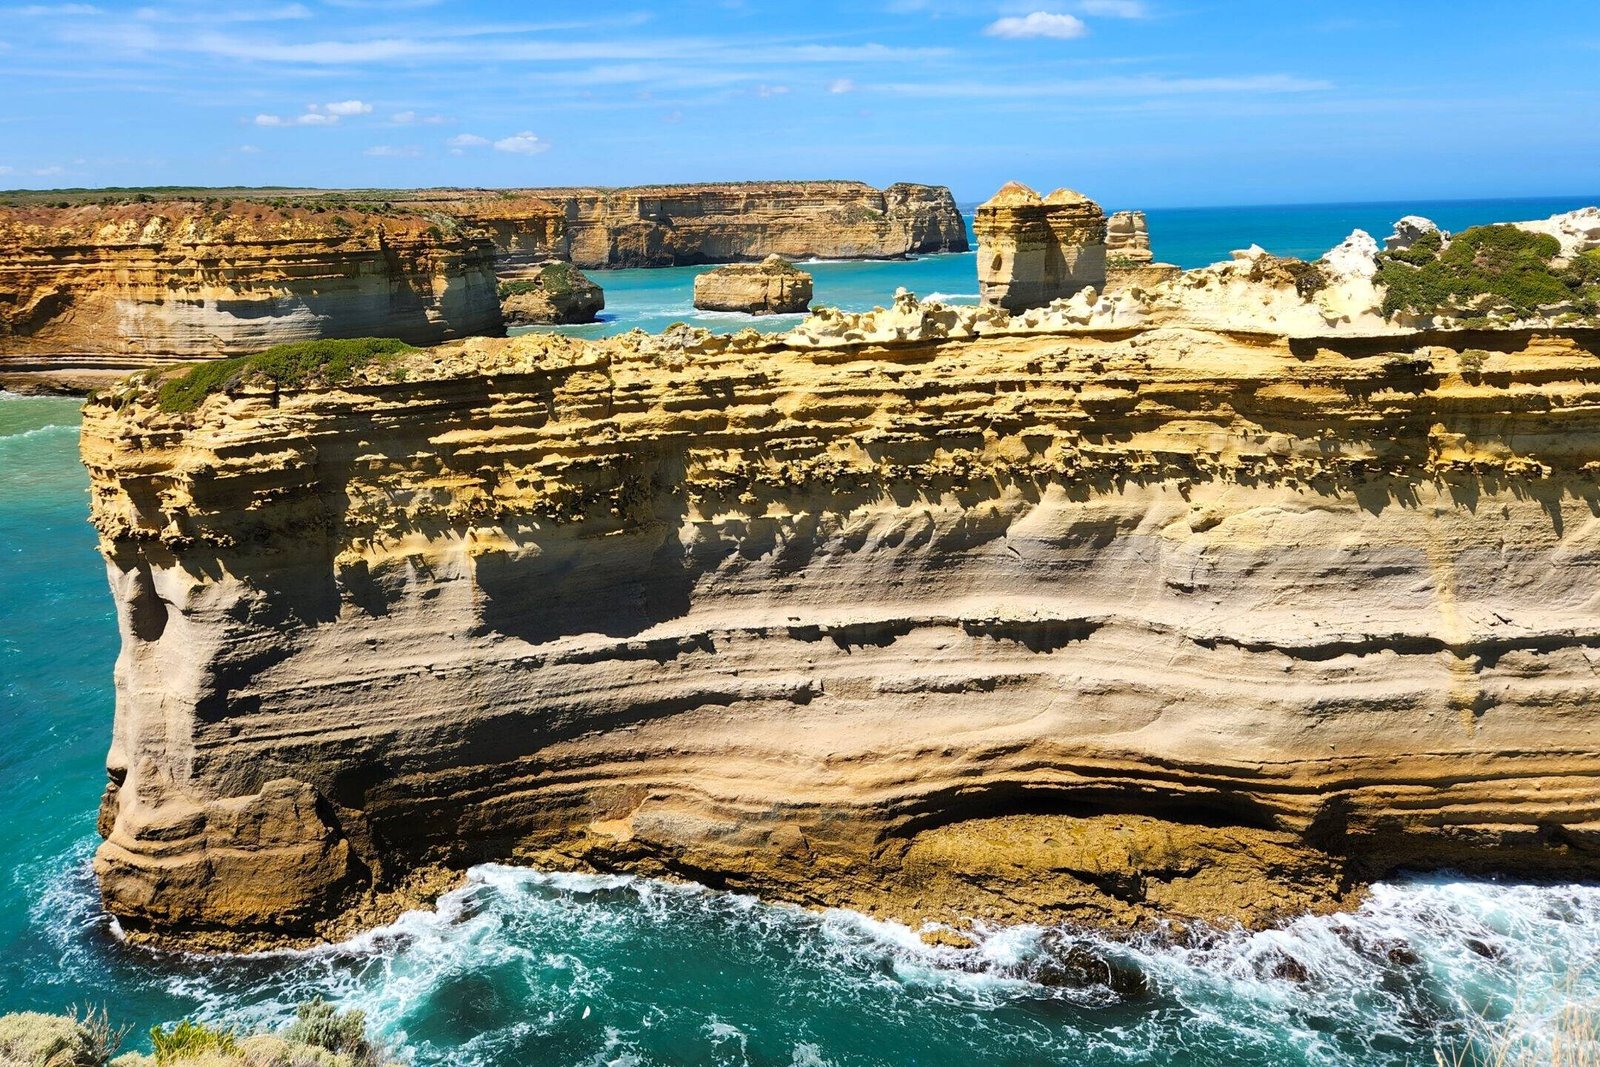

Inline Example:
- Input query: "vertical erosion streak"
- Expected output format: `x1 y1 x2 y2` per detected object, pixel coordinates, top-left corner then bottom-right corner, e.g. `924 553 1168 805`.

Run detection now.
1423 505 1482 736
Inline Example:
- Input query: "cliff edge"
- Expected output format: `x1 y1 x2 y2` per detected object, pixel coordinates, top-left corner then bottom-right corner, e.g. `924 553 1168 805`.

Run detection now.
82 291 1600 946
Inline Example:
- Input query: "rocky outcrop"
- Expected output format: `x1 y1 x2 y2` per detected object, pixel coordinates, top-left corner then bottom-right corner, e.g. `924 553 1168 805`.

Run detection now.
83 289 1600 947
499 261 605 325
976 182 1108 311
1513 206 1600 260
0 201 503 391
692 255 813 314
509 181 967 268
1105 210 1153 264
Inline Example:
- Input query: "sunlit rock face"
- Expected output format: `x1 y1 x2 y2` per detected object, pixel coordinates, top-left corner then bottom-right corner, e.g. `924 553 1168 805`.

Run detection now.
81 303 1600 947
0 200 503 388
692 255 813 314
976 182 1109 312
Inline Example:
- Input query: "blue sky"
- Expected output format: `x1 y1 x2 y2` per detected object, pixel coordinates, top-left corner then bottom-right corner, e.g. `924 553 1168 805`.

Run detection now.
1 1 1596 205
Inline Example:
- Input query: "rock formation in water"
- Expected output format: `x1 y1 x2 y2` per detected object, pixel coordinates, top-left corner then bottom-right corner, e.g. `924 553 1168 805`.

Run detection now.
498 261 605 326
692 255 813 314
975 182 1108 311
83 228 1600 945
0 200 502 391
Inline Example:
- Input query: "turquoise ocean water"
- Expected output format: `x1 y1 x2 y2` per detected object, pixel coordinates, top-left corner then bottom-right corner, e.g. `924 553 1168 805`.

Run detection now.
4 196 1600 1066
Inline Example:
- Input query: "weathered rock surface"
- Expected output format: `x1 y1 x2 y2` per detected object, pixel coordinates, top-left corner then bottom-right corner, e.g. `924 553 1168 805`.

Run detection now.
976 182 1108 311
519 181 967 268
1513 206 1600 260
1384 215 1444 252
692 254 813 314
499 261 605 325
1105 210 1153 264
83 288 1600 946
0 201 502 391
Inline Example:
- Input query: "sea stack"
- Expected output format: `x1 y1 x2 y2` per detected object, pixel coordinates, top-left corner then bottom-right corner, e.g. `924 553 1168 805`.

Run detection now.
692 254 813 314
499 261 605 325
975 181 1108 311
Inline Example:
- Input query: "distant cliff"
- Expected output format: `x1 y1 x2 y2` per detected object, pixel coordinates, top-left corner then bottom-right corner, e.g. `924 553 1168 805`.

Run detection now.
435 181 969 269
83 293 1600 947
0 200 503 390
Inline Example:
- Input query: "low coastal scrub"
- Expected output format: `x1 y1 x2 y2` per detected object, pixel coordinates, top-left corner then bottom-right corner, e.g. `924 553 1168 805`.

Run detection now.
153 337 418 413
1376 224 1600 320
0 1002 393 1067
498 260 586 298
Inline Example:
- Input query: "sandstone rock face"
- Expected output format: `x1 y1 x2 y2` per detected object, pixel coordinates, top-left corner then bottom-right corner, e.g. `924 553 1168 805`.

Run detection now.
1105 210 1153 264
692 255 813 314
84 307 1600 946
976 182 1108 311
1513 206 1600 260
514 181 968 268
499 261 605 325
0 201 503 389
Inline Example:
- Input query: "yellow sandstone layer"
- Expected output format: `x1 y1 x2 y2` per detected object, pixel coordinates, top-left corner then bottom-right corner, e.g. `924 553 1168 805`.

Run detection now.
81 316 1600 947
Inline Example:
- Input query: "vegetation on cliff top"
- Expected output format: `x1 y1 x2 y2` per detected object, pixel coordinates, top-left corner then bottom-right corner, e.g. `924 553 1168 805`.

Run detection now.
498 260 591 299
1376 224 1600 320
0 1001 392 1067
153 337 418 413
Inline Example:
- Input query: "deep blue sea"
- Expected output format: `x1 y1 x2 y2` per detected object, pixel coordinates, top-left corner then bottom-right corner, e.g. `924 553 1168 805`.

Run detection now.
4 196 1599 1066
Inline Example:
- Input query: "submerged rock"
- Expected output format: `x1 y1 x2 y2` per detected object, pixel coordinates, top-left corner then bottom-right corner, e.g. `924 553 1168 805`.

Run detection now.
499 261 605 325
692 254 813 314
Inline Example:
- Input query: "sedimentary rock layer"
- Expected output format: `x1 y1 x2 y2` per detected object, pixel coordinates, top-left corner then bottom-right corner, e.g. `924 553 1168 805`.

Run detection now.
489 181 969 268
82 309 1600 945
0 201 502 388
976 182 1107 311
692 255 813 314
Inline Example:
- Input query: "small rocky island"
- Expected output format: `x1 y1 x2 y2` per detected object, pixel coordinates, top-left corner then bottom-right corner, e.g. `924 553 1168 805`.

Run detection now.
692 254 813 314
499 261 605 325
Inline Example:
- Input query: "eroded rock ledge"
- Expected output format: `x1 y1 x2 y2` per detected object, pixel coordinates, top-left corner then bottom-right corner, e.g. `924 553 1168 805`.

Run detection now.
83 311 1600 948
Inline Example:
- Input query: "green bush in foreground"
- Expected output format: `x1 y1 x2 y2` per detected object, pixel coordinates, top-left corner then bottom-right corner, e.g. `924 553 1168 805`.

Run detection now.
283 999 375 1063
154 337 418 414
148 1020 238 1064
1376 223 1598 320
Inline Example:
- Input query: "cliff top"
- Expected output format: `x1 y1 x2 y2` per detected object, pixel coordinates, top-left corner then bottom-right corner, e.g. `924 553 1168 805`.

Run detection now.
0 197 470 247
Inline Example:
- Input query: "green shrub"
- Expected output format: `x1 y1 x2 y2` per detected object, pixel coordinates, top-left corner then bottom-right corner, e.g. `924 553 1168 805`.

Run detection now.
283 999 374 1062
148 1021 237 1064
1376 223 1591 319
1459 348 1490 375
154 337 418 413
1281 259 1328 299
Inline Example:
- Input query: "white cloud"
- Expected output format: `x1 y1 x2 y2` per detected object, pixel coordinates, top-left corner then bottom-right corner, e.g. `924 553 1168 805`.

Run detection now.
237 144 261 153
392 110 446 125
392 110 415 124
33 165 66 176
0 165 13 175
1078 0 1147 16
755 83 789 98
317 99 372 116
493 130 549 154
364 144 421 157
255 111 337 126
828 78 856 94
984 12 1089 40
446 132 489 147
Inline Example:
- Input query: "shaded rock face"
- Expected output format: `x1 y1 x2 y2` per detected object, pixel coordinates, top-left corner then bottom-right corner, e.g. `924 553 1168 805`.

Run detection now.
499 261 605 325
976 182 1108 311
0 201 503 388
692 254 813 314
517 181 968 268
82 318 1600 946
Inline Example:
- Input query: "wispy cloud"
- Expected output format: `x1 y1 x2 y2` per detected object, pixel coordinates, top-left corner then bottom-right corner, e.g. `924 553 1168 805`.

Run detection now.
7 4 99 15
254 99 371 126
392 110 446 125
984 12 1089 40
493 131 549 154
446 133 489 147
878 73 1332 98
364 144 420 157
829 78 856 94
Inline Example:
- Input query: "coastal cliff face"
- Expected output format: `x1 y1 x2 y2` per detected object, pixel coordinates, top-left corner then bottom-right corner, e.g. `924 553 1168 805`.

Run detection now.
692 255 813 314
83 306 1600 946
0 201 502 386
514 181 968 268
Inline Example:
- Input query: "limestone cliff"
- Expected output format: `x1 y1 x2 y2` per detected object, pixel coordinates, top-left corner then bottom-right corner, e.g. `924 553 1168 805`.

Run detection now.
83 296 1600 946
692 255 813 314
499 261 605 326
0 201 502 390
506 181 968 268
